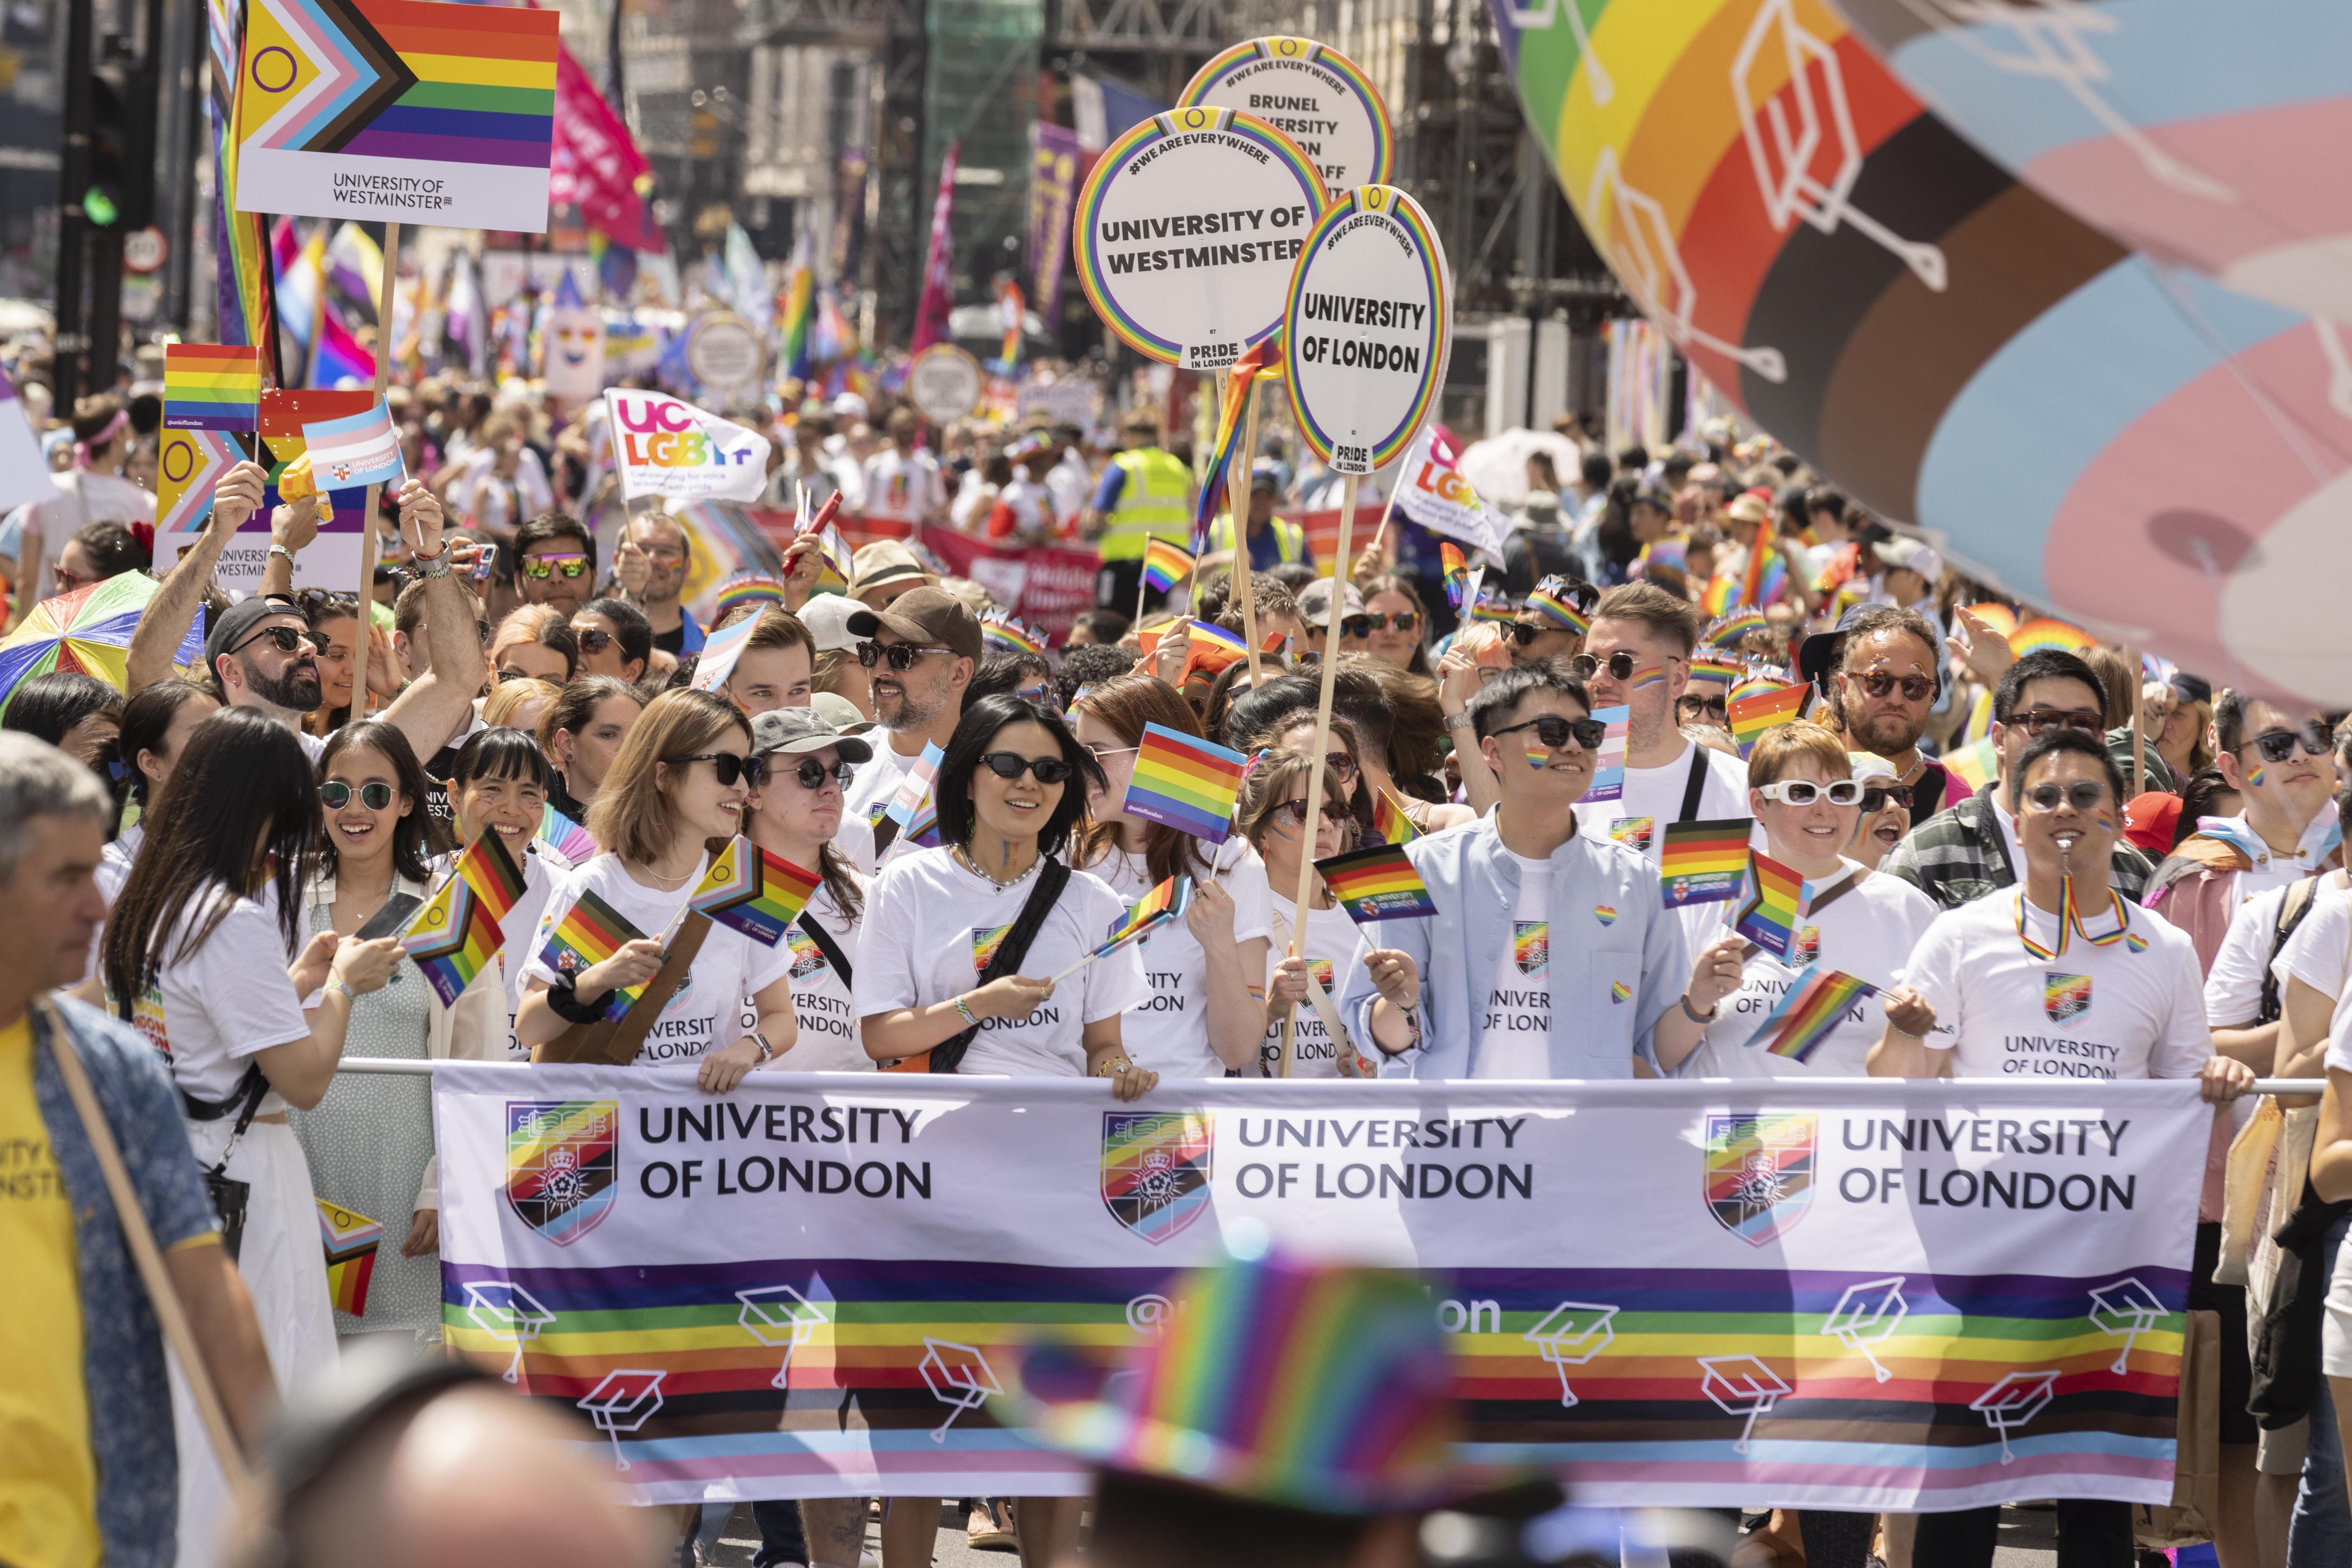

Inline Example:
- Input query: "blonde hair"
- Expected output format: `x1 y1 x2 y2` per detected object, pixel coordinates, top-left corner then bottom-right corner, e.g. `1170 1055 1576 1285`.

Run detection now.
586 688 750 864
1746 720 1852 788
483 677 561 730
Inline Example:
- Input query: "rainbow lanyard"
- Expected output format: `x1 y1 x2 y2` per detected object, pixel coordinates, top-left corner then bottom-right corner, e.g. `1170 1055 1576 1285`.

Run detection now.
2015 877 2130 961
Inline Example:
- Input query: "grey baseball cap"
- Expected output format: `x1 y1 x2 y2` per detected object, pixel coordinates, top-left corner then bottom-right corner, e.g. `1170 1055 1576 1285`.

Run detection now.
749 705 873 763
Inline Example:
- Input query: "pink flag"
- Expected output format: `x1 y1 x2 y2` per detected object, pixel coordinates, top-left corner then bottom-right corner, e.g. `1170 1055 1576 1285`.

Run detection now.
909 140 959 356
549 42 663 255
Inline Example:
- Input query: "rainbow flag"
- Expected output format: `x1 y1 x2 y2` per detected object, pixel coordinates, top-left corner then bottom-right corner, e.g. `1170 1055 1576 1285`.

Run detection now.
1961 686 1994 744
1943 735 1999 796
456 828 527 926
300 401 403 490
538 887 650 1022
1189 341 1270 555
1585 704 1629 804
163 344 263 430
1728 683 1809 757
306 306 375 389
981 614 1047 657
1746 969 1880 1064
1141 538 1195 595
1123 722 1249 843
1736 540 1785 610
1660 819 1752 907
1315 843 1438 924
690 835 820 948
779 238 815 381
1733 850 1805 960
402 876 503 1007
1374 787 1419 847
884 742 944 831
1440 543 1471 609
537 803 597 865
1708 609 1769 648
1178 621 1251 684
2009 617 2094 657
1690 654 1744 684
1525 578 1588 634
317 1198 383 1316
1095 875 1191 957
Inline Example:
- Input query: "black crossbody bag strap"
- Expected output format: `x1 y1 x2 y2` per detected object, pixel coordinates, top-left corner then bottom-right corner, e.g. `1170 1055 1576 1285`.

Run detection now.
1676 746 1710 823
929 859 1073 1074
796 911 854 989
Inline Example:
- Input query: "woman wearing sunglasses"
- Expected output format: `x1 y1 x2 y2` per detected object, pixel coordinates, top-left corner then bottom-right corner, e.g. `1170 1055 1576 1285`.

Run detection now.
446 727 579 1057
1356 573 1435 675
1669 723 1936 1079
856 692 1156 1097
1845 753 1911 872
745 706 876 1072
1241 750 1376 1078
515 689 796 1092
1072 674 1271 1078
293 722 499 1348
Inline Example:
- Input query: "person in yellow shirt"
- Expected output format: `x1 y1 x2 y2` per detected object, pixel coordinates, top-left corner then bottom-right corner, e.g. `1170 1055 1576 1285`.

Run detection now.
0 733 272 1568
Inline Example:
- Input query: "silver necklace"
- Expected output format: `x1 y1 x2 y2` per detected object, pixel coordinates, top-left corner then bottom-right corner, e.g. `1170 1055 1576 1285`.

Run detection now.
957 845 1040 891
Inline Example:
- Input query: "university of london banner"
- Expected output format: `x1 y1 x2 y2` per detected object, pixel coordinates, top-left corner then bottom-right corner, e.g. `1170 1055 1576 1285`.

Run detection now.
433 1066 2204 1511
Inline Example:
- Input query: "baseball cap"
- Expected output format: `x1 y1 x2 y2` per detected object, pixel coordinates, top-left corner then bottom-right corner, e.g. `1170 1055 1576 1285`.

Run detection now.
809 691 873 733
850 540 933 596
2122 791 2183 856
1873 536 1944 582
1796 600 1878 688
749 705 873 763
1296 578 1364 625
1724 493 1770 526
205 593 306 671
1631 485 1675 512
1250 460 1280 493
845 586 984 664
796 593 864 654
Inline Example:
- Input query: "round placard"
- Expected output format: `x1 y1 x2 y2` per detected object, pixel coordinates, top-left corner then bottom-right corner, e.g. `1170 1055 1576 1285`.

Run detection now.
1072 106 1328 373
906 343 985 423
1281 185 1451 475
1176 37 1394 204
686 312 764 395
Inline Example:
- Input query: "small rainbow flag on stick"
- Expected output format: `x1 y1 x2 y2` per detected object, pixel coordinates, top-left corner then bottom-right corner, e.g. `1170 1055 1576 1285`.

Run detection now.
401 876 503 1007
1141 538 1195 595
1585 704 1629 804
538 887 650 1021
317 1199 383 1316
1745 969 1880 1063
1439 543 1471 610
1124 722 1250 843
689 834 820 947
455 827 527 925
1728 683 1809 758
1374 787 1419 847
164 343 264 431
1315 843 1438 924
1052 876 1193 981
1178 621 1251 684
1660 819 1753 907
885 742 945 830
1732 850 1806 959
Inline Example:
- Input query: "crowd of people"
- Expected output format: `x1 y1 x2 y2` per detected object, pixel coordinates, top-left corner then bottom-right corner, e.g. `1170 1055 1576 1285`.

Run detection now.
10 379 2352 1568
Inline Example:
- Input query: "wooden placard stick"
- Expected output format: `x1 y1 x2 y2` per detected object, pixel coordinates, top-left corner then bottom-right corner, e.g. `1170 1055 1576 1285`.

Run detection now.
1280 472 1359 1077
351 218 400 710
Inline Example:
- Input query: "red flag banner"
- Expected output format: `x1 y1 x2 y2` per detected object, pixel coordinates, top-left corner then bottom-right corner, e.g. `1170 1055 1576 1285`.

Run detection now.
550 41 661 253
910 140 959 356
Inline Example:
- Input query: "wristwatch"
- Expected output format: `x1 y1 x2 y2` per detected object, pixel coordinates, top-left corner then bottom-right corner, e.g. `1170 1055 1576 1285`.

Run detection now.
1679 992 1718 1023
748 1031 775 1064
267 542 297 566
1443 710 1476 731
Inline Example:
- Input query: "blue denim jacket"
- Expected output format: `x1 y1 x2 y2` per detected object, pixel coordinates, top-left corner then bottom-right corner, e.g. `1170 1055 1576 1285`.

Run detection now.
32 996 220 1568
1335 814 1692 1078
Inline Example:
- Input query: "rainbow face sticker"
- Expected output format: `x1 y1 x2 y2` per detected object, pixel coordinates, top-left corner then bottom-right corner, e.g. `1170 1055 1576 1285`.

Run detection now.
2250 765 2267 786
1628 664 1666 692
1513 921 1549 976
1525 747 1550 770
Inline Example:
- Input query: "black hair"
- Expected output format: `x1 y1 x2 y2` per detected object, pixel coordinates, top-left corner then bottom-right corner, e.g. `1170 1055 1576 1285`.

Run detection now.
1615 443 1648 471
1579 451 1613 489
934 693 1102 860
1055 642 1141 711
2008 726 2127 813
1072 608 1131 648
116 678 216 807
103 708 320 1009
1805 484 1846 518
577 595 654 672
451 725 553 792
2 670 124 751
1465 662 1592 742
514 511 596 572
69 518 150 577
2176 766 2239 848
317 720 446 883
1085 1471 1380 1568
964 651 1053 709
1993 648 2107 726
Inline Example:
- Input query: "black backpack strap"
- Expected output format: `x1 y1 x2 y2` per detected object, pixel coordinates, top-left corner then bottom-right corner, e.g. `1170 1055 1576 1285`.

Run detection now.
795 910 853 989
1676 746 1710 823
930 858 1073 1074
2258 875 2325 1025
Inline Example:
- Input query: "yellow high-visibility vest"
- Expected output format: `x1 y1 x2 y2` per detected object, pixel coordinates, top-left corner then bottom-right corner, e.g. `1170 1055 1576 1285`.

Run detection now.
1097 447 1193 563
1207 514 1307 566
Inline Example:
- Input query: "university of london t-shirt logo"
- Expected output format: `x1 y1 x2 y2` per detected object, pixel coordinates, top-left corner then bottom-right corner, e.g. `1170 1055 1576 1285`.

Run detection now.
1789 925 1821 968
1609 816 1655 852
1514 921 1549 976
784 929 827 981
2045 972 2091 1024
972 924 1012 974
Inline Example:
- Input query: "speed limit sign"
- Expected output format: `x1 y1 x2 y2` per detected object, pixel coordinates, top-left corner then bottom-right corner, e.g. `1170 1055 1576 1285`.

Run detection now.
123 227 169 275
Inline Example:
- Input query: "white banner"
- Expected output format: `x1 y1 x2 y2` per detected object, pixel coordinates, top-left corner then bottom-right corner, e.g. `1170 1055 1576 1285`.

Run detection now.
1392 423 1511 558
603 390 773 503
435 1068 2203 1511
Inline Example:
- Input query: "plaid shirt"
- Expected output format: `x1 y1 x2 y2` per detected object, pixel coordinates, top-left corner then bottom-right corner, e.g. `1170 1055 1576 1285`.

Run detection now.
1879 793 2155 911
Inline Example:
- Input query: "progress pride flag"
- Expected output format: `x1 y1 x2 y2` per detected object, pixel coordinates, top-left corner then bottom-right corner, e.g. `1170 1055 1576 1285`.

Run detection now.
603 389 772 503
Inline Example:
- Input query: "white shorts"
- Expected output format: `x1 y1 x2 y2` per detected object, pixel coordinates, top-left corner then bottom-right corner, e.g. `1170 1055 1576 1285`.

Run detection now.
2321 1235 2352 1380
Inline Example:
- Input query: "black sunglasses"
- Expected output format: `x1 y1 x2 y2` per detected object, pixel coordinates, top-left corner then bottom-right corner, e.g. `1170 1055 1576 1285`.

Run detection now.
1489 714 1608 751
857 639 954 671
576 627 615 652
1569 651 1639 682
979 751 1074 784
782 757 856 790
1275 799 1351 827
2021 780 2112 813
2007 707 2104 737
320 780 395 809
233 624 314 656
1860 783 1912 814
1677 694 1729 721
1506 622 1562 648
1849 671 1935 703
2246 724 2333 765
1358 611 1418 632
667 752 767 788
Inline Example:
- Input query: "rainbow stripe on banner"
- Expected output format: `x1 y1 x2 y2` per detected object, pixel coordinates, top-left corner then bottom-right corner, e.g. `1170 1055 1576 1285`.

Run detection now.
163 344 263 430
539 888 649 1021
1729 684 1809 758
1141 538 1195 595
1123 723 1249 844
401 876 502 1007
690 835 820 948
1585 705 1629 804
1733 851 1805 960
1097 875 1191 957
1747 969 1881 1064
1315 843 1437 923
1660 819 1752 908
318 1198 383 1316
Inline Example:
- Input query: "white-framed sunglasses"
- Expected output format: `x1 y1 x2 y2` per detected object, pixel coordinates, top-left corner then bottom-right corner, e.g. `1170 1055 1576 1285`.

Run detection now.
1756 779 1867 807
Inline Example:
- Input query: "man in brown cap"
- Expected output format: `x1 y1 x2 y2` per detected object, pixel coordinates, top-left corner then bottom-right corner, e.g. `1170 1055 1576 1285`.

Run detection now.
839 586 981 830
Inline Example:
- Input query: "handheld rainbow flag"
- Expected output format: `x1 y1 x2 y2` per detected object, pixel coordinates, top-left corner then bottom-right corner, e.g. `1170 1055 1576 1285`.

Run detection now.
455 826 527 926
1141 538 1196 595
1189 341 1269 555
1732 850 1806 960
1660 819 1753 907
538 886 650 1021
401 875 502 1007
689 834 821 947
1373 787 1419 847
1099 874 1192 954
1178 620 1252 684
1525 577 1589 634
1728 683 1809 758
884 742 945 830
164 344 264 430
816 522 855 587
1745 969 1880 1063
317 1198 383 1316
299 401 403 490
981 613 1047 657
1439 543 1470 609
1943 735 1999 796
1315 843 1438 924
1123 722 1250 843
1708 609 1768 648
536 803 597 865
688 608 765 694
1585 704 1629 804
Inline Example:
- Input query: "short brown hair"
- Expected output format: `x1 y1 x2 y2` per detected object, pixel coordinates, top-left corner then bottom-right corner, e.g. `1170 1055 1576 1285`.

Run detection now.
1746 720 1851 788
1834 605 1940 673
1592 580 1705 655
586 688 750 864
1235 748 1359 856
715 605 816 665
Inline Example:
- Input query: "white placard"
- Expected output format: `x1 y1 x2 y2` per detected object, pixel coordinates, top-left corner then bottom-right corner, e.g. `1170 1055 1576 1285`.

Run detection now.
1177 37 1395 202
1282 185 1451 475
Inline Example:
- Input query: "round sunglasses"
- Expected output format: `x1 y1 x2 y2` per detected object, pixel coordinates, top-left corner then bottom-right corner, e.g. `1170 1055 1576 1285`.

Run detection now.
777 757 856 790
2020 780 2114 814
320 780 396 810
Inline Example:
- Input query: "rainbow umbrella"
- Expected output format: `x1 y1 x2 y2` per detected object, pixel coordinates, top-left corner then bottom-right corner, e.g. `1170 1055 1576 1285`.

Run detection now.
0 573 205 716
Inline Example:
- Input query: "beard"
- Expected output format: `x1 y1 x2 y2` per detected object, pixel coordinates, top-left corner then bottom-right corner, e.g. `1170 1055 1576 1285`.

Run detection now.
245 654 324 713
1846 702 1925 756
879 678 944 732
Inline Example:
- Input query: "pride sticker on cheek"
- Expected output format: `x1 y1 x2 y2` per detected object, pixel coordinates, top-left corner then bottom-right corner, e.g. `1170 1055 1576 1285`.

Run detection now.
1629 664 1666 692
1525 748 1549 770
2250 765 2267 786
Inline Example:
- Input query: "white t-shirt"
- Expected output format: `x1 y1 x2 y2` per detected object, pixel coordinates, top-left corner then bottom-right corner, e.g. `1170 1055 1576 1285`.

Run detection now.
1089 844 1272 1079
1574 738 1761 954
132 884 311 1114
844 737 919 830
1686 862 1938 1078
1260 893 1364 1078
854 846 1146 1078
520 852 794 1066
2273 877 2352 1047
835 807 879 876
1901 889 2211 1081
2206 883 2292 1029
776 876 873 1072
83 822 146 982
1046 452 1091 531
1476 853 1555 1079
2198 810 2341 912
498 842 571 1058
860 449 945 525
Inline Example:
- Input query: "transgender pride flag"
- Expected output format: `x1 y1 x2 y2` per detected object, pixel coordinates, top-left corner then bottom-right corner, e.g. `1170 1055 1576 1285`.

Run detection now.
299 402 405 490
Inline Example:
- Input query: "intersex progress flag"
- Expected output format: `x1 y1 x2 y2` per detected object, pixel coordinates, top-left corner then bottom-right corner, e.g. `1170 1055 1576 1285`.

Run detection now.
436 1068 2207 1511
